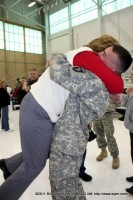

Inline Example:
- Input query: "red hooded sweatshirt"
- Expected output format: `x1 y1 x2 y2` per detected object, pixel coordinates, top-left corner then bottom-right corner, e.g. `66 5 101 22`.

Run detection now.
66 47 123 94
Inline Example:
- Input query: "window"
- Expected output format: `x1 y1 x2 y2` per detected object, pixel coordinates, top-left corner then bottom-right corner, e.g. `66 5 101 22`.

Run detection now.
0 21 43 54
25 28 42 54
71 0 97 26
5 23 24 52
102 0 133 15
49 7 69 34
49 0 133 35
0 21 4 49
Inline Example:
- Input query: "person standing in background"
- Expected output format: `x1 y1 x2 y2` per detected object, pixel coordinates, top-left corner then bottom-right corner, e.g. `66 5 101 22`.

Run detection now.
15 77 28 104
126 73 133 94
93 97 121 169
0 81 13 132
14 69 39 105
124 87 133 195
22 68 39 93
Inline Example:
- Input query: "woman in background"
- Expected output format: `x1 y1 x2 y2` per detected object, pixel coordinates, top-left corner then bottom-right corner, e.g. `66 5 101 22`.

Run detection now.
0 81 13 132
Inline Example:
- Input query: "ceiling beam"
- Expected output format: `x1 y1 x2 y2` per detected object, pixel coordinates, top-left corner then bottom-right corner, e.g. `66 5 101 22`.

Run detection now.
8 8 45 29
8 0 22 9
0 3 6 9
25 5 45 17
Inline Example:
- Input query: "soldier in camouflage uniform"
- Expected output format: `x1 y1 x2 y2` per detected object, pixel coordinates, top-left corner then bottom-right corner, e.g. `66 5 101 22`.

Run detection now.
93 99 120 169
49 53 109 200
49 43 132 199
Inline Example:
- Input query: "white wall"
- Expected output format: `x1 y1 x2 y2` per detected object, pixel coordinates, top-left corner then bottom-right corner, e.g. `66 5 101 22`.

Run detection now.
47 33 70 59
47 6 133 74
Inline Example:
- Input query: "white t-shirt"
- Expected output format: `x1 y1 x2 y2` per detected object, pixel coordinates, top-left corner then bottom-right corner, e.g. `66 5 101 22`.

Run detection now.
30 68 70 123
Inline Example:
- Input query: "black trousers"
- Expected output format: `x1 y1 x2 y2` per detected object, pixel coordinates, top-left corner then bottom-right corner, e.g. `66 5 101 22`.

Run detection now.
130 132 133 164
79 150 86 176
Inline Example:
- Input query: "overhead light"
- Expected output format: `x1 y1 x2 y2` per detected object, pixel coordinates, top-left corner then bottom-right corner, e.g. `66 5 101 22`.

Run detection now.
28 1 36 7
62 0 71 3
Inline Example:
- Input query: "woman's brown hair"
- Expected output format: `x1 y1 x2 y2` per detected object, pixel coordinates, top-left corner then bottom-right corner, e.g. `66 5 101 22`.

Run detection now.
84 34 119 52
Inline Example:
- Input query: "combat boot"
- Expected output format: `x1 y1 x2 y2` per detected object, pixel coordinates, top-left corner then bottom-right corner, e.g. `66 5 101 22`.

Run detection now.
96 148 108 161
112 156 120 169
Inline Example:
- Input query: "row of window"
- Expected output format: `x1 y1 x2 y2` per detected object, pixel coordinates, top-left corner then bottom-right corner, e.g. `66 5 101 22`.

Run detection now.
49 0 133 34
0 0 132 52
0 21 43 54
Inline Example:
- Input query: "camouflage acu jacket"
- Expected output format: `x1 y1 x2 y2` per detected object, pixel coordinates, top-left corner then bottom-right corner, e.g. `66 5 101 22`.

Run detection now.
49 53 109 156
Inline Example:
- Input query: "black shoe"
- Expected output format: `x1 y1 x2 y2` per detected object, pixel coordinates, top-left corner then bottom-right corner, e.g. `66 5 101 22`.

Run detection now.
126 176 133 182
0 159 11 180
88 129 97 142
118 116 124 121
79 173 92 182
126 186 133 195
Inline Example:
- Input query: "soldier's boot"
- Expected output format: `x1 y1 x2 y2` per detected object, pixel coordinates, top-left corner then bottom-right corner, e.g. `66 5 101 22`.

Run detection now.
96 148 108 161
112 156 120 169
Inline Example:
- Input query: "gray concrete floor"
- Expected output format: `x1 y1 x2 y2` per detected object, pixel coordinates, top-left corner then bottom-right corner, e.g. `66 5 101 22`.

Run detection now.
0 106 132 200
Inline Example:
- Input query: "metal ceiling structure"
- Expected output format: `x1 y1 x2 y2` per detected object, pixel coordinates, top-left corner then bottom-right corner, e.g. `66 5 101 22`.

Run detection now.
0 0 68 29
0 0 121 31
0 0 67 15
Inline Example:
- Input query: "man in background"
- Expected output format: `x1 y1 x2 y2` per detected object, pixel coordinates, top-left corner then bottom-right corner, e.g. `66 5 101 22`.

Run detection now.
22 68 39 92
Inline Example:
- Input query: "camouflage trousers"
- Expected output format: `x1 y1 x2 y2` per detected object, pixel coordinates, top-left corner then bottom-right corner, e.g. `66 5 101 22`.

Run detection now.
49 148 87 200
93 112 119 157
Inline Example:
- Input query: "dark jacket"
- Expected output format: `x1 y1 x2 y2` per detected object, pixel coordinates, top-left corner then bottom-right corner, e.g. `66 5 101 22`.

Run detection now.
0 88 10 107
16 86 27 104
124 94 133 132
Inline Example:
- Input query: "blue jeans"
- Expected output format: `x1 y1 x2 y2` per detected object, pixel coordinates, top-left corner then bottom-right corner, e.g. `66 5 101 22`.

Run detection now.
1 106 9 131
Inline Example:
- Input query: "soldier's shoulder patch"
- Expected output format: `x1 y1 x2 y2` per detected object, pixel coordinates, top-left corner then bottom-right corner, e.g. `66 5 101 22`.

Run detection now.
73 67 84 73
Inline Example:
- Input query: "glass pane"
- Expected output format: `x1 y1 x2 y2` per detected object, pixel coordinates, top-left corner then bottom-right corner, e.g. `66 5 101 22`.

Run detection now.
9 24 14 33
5 23 24 52
6 42 10 50
0 21 3 30
5 32 10 41
0 40 4 49
19 35 24 43
5 23 9 31
2 22 42 54
34 37 38 44
37 38 42 46
10 33 14 42
34 30 38 37
30 37 33 44
38 32 41 38
30 30 32 36
15 43 20 51
25 28 43 54
20 44 24 52
14 26 19 34
0 30 4 39
10 42 15 51
25 29 29 36
25 36 30 44
49 7 68 34
14 34 19 42
102 0 133 15
19 27 23 34
71 0 97 27
26 45 30 52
